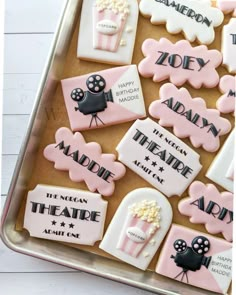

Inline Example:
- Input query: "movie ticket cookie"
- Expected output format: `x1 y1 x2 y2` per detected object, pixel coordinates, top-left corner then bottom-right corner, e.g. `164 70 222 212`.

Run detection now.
77 0 139 65
43 127 126 197
116 118 202 197
156 224 232 294
61 65 146 131
178 181 233 242
99 188 173 270
217 75 236 115
222 18 236 74
206 129 234 193
217 0 236 16
139 0 224 45
138 38 222 89
149 83 231 152
24 185 108 245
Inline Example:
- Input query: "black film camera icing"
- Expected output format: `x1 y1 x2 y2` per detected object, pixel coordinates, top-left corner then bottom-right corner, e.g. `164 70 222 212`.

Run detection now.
71 74 113 128
171 236 212 283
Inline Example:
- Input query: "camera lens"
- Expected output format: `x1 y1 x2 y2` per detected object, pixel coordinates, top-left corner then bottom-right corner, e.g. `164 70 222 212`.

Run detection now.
192 236 210 255
86 74 106 93
174 239 187 252
71 88 85 101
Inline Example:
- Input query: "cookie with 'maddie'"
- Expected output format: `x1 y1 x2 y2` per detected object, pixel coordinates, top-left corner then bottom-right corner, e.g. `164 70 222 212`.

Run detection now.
139 0 224 45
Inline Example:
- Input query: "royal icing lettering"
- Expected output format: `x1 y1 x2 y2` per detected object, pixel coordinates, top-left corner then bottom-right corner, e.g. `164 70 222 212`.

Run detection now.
222 18 236 74
149 83 231 152
217 75 236 115
178 181 233 242
217 0 236 16
116 118 202 197
23 185 108 245
139 0 224 44
43 127 126 197
61 66 146 131
100 188 173 270
206 129 235 193
138 38 222 89
156 224 232 294
78 0 139 65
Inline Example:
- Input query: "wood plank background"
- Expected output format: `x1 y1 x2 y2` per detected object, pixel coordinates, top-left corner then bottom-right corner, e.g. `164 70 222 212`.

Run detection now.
1 1 154 294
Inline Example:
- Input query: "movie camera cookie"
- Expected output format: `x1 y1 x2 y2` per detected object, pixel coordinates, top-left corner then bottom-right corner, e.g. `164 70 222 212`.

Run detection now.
61 65 146 131
139 0 224 44
138 38 222 89
100 188 173 270
149 83 231 152
24 185 108 245
77 0 139 65
43 127 126 197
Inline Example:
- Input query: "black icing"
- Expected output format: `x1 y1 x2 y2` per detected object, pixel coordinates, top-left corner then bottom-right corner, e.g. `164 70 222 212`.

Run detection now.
171 236 212 283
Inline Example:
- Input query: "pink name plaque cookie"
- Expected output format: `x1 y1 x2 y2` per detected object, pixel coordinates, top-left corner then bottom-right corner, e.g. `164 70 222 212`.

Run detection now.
61 65 146 131
116 118 202 197
138 38 222 89
43 127 126 197
139 0 224 44
149 83 232 152
217 0 236 16
206 129 235 193
178 181 233 242
217 75 236 115
78 0 139 65
222 18 236 74
156 224 232 294
99 188 173 270
23 185 108 245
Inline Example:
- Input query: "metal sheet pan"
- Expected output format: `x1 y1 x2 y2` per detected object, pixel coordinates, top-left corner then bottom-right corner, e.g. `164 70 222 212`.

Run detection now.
0 1 231 294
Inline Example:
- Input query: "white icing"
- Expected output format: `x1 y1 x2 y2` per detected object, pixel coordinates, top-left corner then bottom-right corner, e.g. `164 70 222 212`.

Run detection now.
96 0 130 19
96 19 119 35
126 227 147 243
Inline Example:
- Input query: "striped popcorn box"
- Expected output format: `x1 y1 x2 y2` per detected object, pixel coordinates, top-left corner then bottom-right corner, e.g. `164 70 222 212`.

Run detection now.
117 200 161 258
93 0 130 52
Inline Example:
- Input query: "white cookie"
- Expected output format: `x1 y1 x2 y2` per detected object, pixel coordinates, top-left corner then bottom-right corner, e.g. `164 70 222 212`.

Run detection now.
222 18 236 74
139 0 224 44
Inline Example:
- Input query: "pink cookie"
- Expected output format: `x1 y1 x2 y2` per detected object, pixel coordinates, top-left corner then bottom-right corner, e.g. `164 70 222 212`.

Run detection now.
149 83 231 152
138 38 222 89
217 0 236 16
156 224 232 294
217 75 236 114
24 185 108 245
43 127 126 197
61 65 146 131
222 18 236 74
178 181 233 242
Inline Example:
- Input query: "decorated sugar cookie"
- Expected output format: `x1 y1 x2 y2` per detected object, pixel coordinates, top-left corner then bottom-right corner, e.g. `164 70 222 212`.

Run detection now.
78 0 139 65
217 75 236 115
206 129 235 193
149 83 232 152
217 0 236 16
178 181 233 242
138 38 222 89
43 127 126 197
222 18 236 74
116 118 202 197
24 185 108 245
100 188 173 270
139 0 224 45
156 224 232 294
61 66 146 131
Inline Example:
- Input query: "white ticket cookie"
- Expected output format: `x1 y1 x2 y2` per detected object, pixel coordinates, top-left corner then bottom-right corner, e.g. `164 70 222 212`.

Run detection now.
222 18 236 74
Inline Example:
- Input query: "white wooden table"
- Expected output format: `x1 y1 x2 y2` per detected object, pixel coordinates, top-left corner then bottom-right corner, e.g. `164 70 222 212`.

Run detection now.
1 1 154 294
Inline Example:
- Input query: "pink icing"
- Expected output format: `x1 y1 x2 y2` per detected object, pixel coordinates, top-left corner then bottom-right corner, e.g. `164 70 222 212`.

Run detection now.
43 127 126 196
178 181 233 242
156 224 232 294
217 0 236 16
149 83 231 152
138 38 222 89
217 75 236 115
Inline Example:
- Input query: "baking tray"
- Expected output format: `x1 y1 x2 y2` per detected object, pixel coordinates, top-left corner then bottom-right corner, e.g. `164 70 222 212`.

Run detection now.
1 1 233 294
